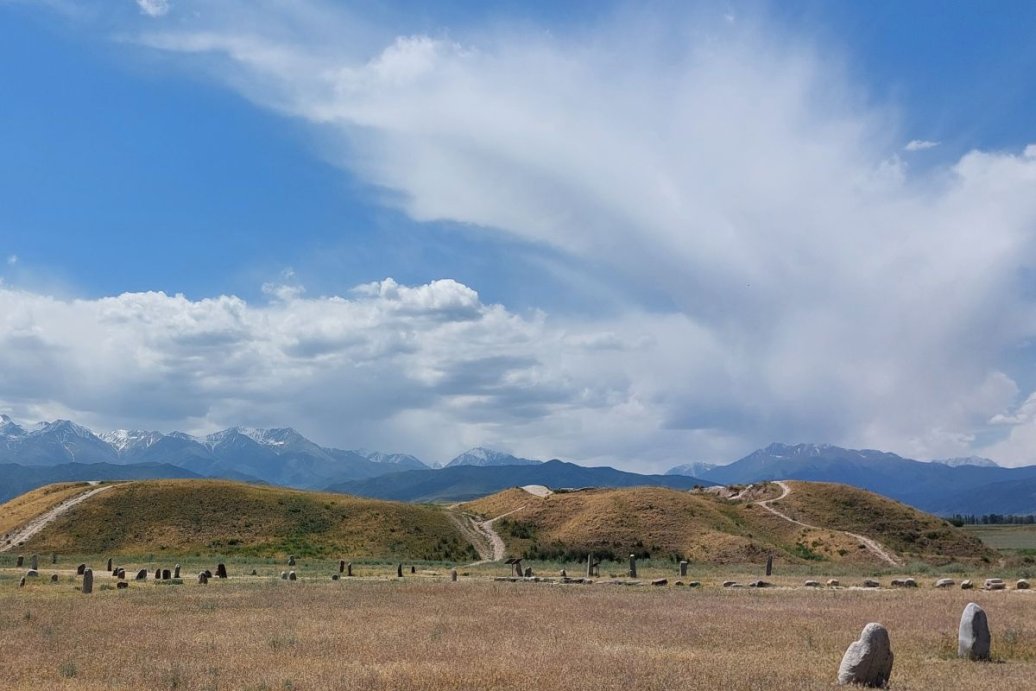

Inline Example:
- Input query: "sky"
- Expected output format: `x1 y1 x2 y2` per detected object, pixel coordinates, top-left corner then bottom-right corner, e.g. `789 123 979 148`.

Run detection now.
2 1 1036 470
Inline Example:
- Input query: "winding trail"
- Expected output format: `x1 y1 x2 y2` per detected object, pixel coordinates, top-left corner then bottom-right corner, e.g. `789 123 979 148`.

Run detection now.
756 481 901 567
466 505 527 565
1 484 114 552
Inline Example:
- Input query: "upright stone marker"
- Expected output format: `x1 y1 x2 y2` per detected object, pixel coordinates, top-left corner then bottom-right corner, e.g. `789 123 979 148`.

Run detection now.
16 555 23 567
628 555 637 578
679 561 688 577
958 602 991 661
586 553 593 578
216 563 227 579
76 563 86 576
174 564 181 579
397 564 403 578
288 571 297 581
837 623 893 688
161 569 171 580
107 558 113 572
450 568 458 582
765 555 773 577
135 569 147 581
51 553 57 565
198 572 209 584
347 563 353 577
339 560 346 574
82 568 93 595
288 555 296 566
30 554 38 570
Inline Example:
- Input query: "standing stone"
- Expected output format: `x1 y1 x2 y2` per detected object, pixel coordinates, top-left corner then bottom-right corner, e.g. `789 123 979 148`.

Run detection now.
288 555 296 566
30 554 38 570
586 553 593 578
202 570 212 578
524 566 533 577
197 572 209 584
560 569 567 578
76 563 86 576
288 571 297 581
961 580 974 590
628 554 637 578
135 569 147 581
154 568 161 580
161 569 171 580
837 623 893 687
16 555 23 567
680 561 688 577
765 555 773 577
347 563 353 577
450 568 458 582
25 570 38 578
958 602 991 661
51 553 57 565
117 568 126 580
280 571 288 580
411 565 416 574
174 564 181 579
216 563 227 579
19 577 25 588
107 558 113 572
82 568 93 594
339 560 346 574
397 564 403 578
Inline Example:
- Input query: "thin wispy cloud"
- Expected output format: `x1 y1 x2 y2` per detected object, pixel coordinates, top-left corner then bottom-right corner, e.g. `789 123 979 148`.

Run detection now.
135 0 168 18
905 139 940 151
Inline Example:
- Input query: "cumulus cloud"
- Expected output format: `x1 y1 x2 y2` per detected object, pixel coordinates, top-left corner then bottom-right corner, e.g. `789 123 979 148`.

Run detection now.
905 139 940 151
11 2 1036 468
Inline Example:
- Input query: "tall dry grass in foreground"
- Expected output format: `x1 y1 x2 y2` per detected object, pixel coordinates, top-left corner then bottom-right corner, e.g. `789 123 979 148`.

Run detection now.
2 575 1035 690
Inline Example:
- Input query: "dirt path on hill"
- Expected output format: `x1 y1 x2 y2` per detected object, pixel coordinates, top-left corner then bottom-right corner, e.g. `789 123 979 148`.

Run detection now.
1 484 115 552
459 505 527 565
756 480 901 567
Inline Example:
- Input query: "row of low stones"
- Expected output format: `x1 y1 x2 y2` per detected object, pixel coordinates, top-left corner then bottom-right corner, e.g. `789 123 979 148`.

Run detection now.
803 577 1029 590
837 602 993 687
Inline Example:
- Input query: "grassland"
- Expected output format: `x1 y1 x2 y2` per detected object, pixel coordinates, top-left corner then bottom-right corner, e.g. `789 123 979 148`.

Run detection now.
0 482 93 543
18 480 478 561
965 524 1036 552
2 568 1035 690
462 484 990 568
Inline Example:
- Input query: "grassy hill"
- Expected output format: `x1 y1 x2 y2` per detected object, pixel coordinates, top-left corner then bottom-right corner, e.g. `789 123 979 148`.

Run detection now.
0 481 93 541
462 482 994 566
12 479 479 561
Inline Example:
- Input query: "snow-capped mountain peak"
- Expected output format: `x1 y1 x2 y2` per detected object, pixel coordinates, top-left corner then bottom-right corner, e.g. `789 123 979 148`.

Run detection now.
445 447 542 467
0 414 26 438
99 429 163 454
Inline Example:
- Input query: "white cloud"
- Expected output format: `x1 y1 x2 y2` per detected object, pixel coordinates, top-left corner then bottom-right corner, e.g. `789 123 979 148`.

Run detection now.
904 139 940 151
13 3 1036 468
135 0 168 18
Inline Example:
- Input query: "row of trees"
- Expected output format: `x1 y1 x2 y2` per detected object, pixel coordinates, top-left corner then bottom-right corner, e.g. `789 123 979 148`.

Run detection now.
948 514 1036 526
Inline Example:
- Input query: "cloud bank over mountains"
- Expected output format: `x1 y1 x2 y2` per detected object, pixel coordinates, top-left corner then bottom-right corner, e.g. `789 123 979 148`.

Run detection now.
3 2 1036 469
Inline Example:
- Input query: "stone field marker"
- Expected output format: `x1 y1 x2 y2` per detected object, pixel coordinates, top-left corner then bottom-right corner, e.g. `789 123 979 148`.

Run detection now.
216 563 227 579
958 602 991 661
397 564 403 578
339 560 346 574
174 564 181 579
30 554 38 570
837 622 893 687
451 568 458 582
628 555 637 578
82 568 93 594
765 555 773 577
679 561 688 577
107 558 113 572
347 563 353 577
16 555 23 567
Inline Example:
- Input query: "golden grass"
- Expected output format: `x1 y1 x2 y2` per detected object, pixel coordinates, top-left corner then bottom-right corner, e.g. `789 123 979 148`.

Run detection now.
462 484 957 567
2 568 1035 690
14 480 478 561
0 483 92 543
772 482 995 561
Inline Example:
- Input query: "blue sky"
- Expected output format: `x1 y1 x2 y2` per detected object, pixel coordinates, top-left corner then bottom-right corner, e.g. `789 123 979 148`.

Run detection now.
2 1 1036 469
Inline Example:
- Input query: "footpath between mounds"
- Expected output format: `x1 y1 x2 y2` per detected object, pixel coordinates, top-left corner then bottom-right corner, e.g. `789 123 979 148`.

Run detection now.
1 485 115 552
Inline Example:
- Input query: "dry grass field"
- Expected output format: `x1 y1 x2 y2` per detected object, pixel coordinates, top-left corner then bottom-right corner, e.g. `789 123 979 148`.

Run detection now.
2 569 1035 690
0 482 93 542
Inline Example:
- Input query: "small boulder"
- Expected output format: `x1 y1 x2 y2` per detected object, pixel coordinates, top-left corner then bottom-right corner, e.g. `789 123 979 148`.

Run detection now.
837 622 893 687
984 579 1006 591
805 580 821 588
331 574 340 581
961 580 974 590
197 572 209 584
116 581 128 589
722 580 736 588
958 602 991 661
688 581 702 588
862 579 880 588
288 571 297 581
288 555 296 566
25 569 39 578
280 571 288 580
1016 579 1030 590
50 574 59 583
651 578 668 586
935 578 955 588
749 580 771 588
76 563 86 576
827 579 840 587
890 578 917 588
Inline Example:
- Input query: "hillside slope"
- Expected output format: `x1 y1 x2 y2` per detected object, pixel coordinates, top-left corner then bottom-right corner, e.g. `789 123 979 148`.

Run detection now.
0 461 205 503
11 480 478 560
462 482 993 565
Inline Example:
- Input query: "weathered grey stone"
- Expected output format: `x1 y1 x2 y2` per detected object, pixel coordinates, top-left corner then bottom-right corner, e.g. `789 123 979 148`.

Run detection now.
628 554 637 578
30 554 38 570
958 602 991 661
347 563 353 577
805 580 821 588
116 568 125 580
25 569 39 578
935 578 955 588
50 574 59 583
827 579 840 587
202 570 212 578
251 569 258 576
862 579 880 588
1016 579 1030 590
174 564 181 579
339 560 345 574
984 579 1006 591
679 561 688 577
216 563 227 579
198 572 209 584
450 569 458 582
107 558 113 572
749 580 771 588
82 569 93 595
76 563 86 576
559 569 567 578
135 569 147 580
890 578 917 588
288 555 296 566
397 564 403 578
961 580 974 590
524 566 533 577
331 574 340 581
651 578 668 586
51 553 57 564
586 553 594 578
837 622 893 687
722 580 736 588
280 571 288 580
154 568 161 580
116 581 128 589
19 576 25 588
766 555 773 577
161 569 171 580
288 571 297 581
16 555 23 567
411 565 416 574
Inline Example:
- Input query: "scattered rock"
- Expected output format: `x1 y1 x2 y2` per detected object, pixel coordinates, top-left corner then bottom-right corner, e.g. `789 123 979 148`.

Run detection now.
961 580 974 590
749 580 771 588
50 574 58 583
890 578 917 588
25 569 39 578
688 581 701 588
674 581 685 586
827 579 840 587
198 572 209 584
82 568 93 595
76 563 86 576
722 581 736 588
1016 579 1030 590
958 602 991 661
288 571 297 581
117 581 128 589
837 622 893 687
935 578 955 588
984 579 1006 591
805 580 821 588
862 580 880 588
651 578 668 586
